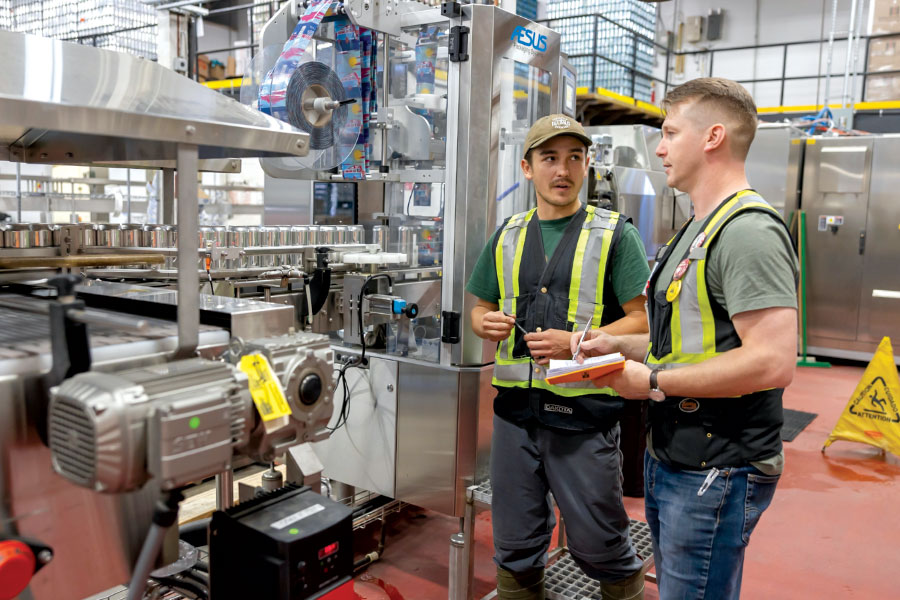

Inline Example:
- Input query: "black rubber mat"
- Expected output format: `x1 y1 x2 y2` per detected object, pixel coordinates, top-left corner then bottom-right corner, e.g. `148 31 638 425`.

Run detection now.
782 408 817 442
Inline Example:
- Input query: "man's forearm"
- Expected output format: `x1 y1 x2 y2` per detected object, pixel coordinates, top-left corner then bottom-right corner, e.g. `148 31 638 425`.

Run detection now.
607 333 650 361
598 310 648 337
656 345 794 398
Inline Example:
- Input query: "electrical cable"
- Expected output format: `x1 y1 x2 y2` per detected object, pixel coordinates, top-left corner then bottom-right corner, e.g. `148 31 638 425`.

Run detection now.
327 272 394 433
192 560 209 574
181 568 209 588
126 489 185 600
150 575 206 599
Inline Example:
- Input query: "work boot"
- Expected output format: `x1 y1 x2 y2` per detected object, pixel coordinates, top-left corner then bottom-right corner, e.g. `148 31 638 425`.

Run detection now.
496 566 545 600
599 565 646 600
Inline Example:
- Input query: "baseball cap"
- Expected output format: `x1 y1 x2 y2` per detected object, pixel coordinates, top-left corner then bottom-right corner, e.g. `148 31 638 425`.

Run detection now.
522 114 593 159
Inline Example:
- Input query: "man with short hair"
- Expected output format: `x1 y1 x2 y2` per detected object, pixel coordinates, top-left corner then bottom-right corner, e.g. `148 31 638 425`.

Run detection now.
467 114 651 600
575 77 798 599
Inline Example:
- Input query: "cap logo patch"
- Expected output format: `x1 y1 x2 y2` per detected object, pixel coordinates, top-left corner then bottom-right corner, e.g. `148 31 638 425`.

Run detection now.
551 117 571 129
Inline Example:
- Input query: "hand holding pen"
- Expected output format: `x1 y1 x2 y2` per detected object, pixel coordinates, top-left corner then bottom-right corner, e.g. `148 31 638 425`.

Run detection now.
479 310 518 342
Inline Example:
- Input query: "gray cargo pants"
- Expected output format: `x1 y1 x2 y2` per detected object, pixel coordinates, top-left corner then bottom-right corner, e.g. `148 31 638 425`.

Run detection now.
490 414 643 582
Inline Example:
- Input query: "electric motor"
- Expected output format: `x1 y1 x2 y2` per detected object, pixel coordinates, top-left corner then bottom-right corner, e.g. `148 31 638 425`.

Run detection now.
48 359 253 493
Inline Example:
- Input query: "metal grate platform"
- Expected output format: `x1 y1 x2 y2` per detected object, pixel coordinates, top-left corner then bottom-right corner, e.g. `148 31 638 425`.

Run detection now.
546 552 604 599
471 479 493 506
628 519 654 563
545 521 654 600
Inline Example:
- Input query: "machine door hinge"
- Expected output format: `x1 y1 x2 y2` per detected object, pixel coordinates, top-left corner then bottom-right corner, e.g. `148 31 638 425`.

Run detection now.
442 310 461 344
449 25 470 62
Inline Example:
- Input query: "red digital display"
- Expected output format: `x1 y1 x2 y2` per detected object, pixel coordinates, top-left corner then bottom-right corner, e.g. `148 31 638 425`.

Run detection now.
318 541 339 560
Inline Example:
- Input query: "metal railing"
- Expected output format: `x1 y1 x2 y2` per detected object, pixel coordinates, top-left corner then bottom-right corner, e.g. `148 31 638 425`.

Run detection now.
541 12 900 110
538 12 668 102
672 32 900 109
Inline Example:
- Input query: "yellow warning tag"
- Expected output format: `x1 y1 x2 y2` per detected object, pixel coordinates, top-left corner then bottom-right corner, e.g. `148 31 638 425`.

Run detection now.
239 353 292 422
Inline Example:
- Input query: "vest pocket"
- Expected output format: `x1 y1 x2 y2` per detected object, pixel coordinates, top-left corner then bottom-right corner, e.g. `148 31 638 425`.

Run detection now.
547 293 574 332
511 293 533 359
649 289 673 358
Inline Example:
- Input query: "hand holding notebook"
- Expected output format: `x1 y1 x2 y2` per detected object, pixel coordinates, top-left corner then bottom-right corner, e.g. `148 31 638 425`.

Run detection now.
545 352 625 385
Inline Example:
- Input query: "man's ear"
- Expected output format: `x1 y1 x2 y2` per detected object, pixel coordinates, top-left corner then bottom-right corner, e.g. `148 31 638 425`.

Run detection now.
521 157 534 180
704 123 727 153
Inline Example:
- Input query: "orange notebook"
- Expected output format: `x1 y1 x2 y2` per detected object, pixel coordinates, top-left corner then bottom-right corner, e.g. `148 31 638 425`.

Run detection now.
545 353 626 385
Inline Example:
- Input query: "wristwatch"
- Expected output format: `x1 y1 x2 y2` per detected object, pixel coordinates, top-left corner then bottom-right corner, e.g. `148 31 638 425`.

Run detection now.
648 369 666 402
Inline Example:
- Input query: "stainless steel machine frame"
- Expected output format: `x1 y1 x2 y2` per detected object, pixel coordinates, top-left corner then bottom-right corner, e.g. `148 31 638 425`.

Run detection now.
255 4 563 520
446 5 561 369
746 123 806 219
0 29 311 599
800 135 900 364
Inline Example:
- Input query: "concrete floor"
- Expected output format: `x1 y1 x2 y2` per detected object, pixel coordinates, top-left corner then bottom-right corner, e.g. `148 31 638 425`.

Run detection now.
351 362 900 599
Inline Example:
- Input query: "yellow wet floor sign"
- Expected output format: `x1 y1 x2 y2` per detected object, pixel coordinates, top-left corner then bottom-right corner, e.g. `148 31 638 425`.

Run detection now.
823 337 900 457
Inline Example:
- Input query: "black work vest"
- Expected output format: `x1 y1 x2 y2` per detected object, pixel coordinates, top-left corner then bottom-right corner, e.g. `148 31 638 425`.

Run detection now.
645 191 787 469
491 205 628 432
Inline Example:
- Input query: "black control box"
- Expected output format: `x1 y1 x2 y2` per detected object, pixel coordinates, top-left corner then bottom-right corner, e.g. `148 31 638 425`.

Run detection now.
209 484 353 599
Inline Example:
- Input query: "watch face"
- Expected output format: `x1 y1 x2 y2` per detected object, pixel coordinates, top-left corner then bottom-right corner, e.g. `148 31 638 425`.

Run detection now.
648 389 666 402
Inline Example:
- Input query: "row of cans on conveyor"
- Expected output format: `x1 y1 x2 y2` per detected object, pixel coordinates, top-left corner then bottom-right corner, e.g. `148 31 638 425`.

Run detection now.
0 222 394 269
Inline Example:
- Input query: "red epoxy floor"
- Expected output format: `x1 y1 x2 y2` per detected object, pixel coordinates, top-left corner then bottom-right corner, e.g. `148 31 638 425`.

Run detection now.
352 363 900 599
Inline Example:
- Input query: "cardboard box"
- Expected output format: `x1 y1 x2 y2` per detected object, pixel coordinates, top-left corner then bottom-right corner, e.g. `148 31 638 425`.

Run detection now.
865 73 900 101
197 54 210 79
870 0 900 35
210 62 225 80
226 55 236 78
868 35 900 72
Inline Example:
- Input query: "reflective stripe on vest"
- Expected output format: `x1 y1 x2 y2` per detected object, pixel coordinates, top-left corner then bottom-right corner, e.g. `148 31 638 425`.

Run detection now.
646 191 784 367
493 205 620 395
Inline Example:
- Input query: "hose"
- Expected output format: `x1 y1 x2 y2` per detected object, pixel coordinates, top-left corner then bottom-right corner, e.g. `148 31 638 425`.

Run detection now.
126 490 184 600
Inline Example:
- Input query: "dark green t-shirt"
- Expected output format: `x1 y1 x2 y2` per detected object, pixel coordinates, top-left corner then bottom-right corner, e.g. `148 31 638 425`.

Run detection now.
466 213 650 306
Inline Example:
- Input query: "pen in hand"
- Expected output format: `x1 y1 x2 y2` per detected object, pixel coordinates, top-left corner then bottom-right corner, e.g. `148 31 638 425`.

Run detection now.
572 320 591 360
502 312 530 337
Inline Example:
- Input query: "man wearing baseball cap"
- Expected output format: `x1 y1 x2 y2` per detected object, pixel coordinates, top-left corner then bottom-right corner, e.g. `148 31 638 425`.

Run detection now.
466 114 651 599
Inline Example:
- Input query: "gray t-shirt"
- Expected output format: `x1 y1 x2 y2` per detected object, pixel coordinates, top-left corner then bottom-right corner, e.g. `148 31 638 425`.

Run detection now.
648 210 799 475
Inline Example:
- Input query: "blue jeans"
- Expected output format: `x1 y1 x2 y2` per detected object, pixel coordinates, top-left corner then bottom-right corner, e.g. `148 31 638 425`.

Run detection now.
644 451 780 599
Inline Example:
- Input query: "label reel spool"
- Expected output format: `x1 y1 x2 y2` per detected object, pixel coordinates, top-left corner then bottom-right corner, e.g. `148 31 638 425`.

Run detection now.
244 45 362 172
